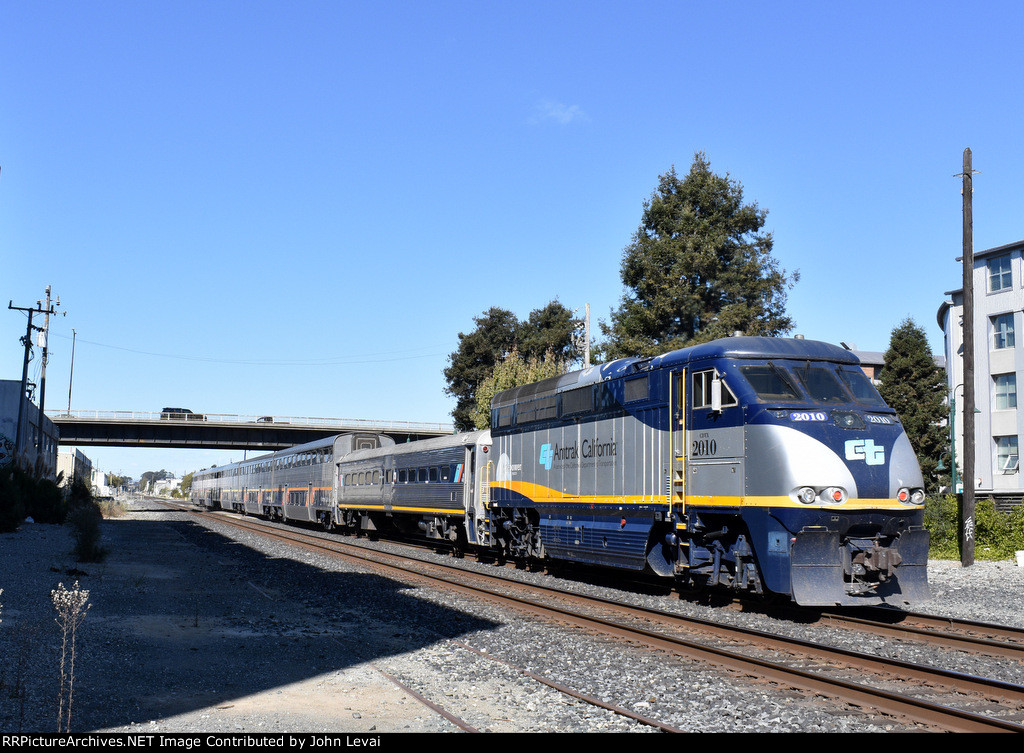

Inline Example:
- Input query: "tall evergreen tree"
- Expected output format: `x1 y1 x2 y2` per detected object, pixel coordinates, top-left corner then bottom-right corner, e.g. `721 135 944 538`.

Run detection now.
877 318 948 491
444 302 581 431
600 152 798 359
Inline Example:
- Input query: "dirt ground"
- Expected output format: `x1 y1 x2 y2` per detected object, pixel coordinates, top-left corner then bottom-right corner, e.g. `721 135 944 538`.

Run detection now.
0 503 456 733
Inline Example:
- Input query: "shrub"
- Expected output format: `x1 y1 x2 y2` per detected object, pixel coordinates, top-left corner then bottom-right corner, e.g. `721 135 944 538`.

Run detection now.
96 498 125 518
924 494 1024 560
25 477 68 524
67 502 106 563
62 477 107 562
0 466 26 532
0 466 75 527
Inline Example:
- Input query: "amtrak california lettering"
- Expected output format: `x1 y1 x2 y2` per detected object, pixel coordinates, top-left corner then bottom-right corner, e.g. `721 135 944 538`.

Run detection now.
539 438 617 470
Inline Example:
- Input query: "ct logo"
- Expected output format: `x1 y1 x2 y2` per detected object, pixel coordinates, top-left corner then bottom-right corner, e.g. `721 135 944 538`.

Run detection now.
845 439 886 466
539 444 554 470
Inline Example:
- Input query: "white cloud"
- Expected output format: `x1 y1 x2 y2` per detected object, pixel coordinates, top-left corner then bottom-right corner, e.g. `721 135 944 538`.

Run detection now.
531 100 589 125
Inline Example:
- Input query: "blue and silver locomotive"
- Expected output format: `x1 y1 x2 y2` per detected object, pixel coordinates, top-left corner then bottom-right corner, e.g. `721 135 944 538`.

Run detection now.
487 336 929 606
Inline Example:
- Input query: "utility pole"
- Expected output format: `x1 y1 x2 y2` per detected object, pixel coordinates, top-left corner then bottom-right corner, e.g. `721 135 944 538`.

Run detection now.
9 300 44 470
36 286 64 463
959 148 977 568
8 290 63 474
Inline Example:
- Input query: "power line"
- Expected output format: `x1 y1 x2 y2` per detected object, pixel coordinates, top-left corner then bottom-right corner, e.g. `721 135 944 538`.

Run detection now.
45 331 449 367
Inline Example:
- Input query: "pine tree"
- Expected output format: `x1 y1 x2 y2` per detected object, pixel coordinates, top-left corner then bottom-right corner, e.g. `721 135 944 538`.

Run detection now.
877 318 948 491
600 152 798 359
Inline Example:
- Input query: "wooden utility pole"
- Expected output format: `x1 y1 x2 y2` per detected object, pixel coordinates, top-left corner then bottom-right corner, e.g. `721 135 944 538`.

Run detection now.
9 300 44 469
36 286 64 465
8 289 62 474
960 148 976 567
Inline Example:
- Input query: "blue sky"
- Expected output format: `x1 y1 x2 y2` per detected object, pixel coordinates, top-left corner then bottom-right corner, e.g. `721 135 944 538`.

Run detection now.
2 1 1022 479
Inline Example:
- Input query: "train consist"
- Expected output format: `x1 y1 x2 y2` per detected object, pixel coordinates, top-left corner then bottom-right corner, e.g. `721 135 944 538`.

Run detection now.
192 336 930 607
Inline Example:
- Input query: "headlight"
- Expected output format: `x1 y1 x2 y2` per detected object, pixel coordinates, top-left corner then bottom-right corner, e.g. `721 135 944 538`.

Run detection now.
897 487 925 505
792 485 848 505
832 411 865 429
796 486 817 504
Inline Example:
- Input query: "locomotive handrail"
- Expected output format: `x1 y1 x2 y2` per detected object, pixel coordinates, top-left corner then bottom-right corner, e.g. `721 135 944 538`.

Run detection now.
480 461 492 509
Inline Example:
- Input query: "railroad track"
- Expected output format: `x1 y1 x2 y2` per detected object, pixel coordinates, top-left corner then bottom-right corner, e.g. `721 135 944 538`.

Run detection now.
167 502 1024 733
811 607 1024 662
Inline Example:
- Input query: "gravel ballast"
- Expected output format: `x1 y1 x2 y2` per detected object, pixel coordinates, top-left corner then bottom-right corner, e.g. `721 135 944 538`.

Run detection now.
1 497 1022 734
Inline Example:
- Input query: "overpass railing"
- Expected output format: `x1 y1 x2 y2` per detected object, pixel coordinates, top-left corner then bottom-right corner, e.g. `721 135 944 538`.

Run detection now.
49 410 454 434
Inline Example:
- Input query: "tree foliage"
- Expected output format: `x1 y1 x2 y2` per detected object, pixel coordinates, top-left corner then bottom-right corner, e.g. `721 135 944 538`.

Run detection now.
108 473 130 488
600 152 798 360
471 348 568 430
140 469 172 491
444 302 581 431
877 318 948 491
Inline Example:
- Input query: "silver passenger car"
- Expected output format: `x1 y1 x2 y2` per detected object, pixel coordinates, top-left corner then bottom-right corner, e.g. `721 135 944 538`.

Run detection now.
192 433 393 527
336 430 492 547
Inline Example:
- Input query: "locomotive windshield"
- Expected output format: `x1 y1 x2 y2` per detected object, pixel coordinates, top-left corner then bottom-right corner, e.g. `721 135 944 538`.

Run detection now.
737 363 801 401
834 366 885 405
792 364 848 403
737 360 887 407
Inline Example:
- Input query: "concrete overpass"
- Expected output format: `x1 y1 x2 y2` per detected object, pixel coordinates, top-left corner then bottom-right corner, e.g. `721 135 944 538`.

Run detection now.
48 410 455 451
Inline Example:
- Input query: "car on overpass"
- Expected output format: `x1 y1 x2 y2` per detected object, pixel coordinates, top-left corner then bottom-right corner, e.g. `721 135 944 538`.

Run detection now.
160 407 205 421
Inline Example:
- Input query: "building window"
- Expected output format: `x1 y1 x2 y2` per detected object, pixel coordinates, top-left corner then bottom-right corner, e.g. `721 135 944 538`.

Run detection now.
988 255 1013 292
996 436 1019 473
994 374 1017 410
993 313 1015 349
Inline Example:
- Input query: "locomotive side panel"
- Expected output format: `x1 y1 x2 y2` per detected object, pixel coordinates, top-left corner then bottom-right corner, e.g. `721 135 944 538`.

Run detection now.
491 371 672 572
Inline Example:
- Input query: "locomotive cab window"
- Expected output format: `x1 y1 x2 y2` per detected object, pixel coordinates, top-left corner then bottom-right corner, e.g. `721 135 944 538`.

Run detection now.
837 366 886 407
692 370 737 409
738 364 801 401
792 364 848 404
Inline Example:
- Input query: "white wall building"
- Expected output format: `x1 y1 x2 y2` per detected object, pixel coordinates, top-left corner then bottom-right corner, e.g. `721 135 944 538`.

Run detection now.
92 468 116 497
152 477 182 496
938 239 1024 501
57 448 93 487
0 379 59 478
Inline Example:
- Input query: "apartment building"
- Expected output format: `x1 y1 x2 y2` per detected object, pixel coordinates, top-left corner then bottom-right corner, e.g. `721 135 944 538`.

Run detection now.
938 239 1024 499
